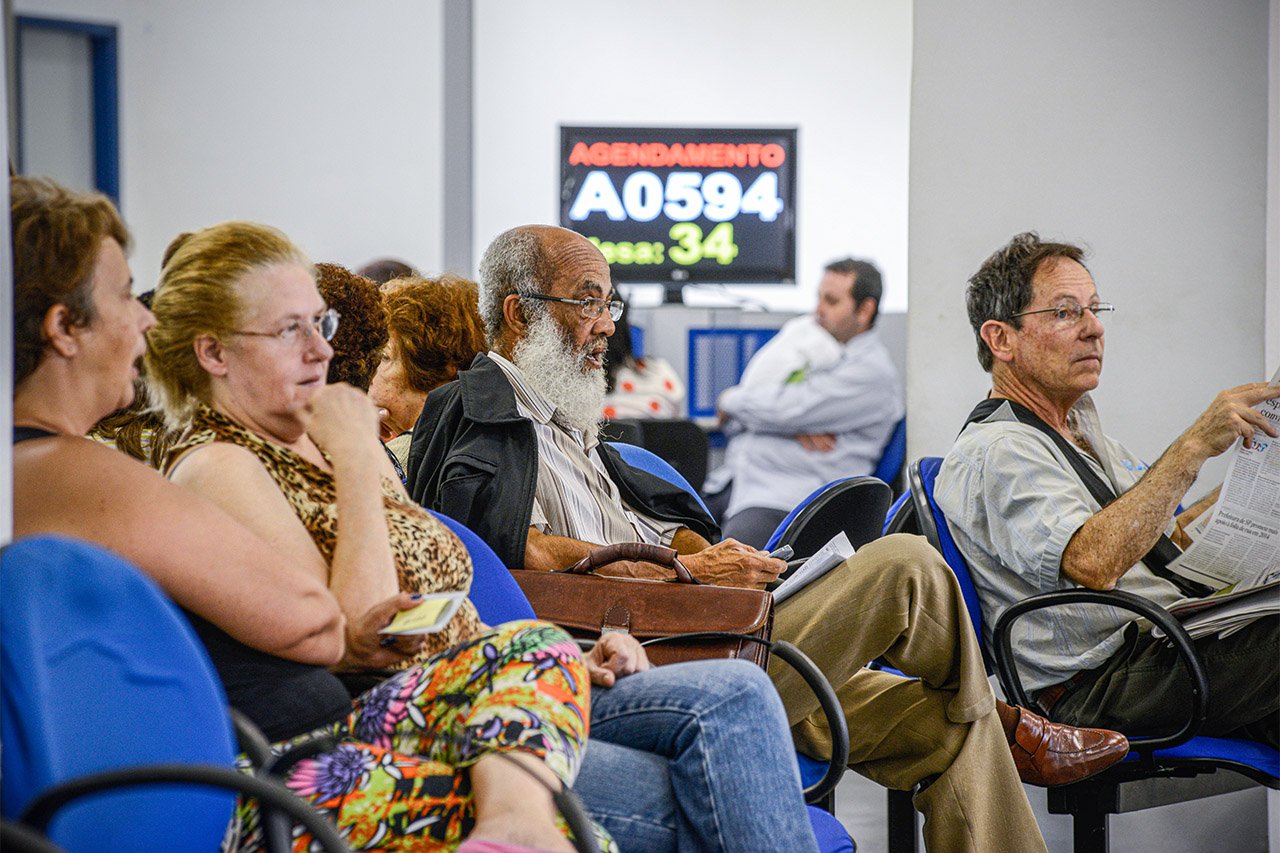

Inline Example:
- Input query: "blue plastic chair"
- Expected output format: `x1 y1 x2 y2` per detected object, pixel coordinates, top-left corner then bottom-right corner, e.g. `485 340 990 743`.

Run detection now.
437 506 856 850
909 457 1280 852
1 536 348 852
610 441 712 516
431 510 536 625
872 417 907 493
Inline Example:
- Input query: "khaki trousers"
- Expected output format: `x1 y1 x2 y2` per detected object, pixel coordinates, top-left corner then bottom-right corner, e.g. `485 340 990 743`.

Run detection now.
768 534 1047 853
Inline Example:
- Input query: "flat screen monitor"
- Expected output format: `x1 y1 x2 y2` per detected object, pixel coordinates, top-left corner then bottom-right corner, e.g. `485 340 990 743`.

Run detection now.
559 126 797 286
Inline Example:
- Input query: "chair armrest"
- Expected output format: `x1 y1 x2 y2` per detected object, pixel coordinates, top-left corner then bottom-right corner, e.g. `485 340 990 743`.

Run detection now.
231 706 333 853
992 588 1209 753
19 763 353 852
231 707 273 768
640 632 849 804
0 819 63 853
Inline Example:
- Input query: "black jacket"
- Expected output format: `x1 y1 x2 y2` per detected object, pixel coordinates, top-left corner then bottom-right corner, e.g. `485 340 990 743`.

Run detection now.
406 353 719 568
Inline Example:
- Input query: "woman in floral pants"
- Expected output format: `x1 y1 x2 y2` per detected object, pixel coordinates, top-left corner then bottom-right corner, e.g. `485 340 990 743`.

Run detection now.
226 620 612 852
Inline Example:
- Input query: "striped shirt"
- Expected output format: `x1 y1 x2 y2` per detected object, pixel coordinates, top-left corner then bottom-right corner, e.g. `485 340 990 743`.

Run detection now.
489 351 681 547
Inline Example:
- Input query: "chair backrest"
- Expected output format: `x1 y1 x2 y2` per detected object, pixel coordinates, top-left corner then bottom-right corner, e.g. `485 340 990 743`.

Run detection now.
609 441 713 517
909 458 986 644
762 477 893 557
603 419 709 493
872 417 907 492
430 510 536 624
1 536 237 851
882 488 914 537
599 418 645 446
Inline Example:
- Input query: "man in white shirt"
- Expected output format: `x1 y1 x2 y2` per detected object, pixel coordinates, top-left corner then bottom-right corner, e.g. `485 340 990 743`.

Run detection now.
717 258 904 547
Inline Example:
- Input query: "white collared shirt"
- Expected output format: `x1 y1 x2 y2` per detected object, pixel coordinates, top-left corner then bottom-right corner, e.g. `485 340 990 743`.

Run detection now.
719 328 904 516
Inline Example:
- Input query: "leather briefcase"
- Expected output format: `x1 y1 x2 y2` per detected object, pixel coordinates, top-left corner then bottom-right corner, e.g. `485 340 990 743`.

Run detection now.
512 542 774 668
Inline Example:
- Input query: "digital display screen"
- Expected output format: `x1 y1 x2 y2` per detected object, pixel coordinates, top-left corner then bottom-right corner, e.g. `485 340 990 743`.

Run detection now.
559 126 797 284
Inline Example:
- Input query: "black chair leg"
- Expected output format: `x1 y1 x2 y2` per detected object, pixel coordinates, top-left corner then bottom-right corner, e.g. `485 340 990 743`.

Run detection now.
887 787 918 853
1073 811 1109 853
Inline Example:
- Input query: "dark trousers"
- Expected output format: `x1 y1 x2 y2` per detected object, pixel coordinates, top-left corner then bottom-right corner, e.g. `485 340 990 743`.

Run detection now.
1053 615 1279 748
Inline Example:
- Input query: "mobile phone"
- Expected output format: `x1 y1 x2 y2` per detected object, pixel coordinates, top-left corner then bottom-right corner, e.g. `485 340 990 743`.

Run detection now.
766 544 794 561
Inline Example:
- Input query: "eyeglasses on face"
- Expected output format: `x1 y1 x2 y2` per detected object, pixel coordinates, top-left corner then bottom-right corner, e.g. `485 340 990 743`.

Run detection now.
520 293 624 322
1010 301 1115 326
226 308 341 345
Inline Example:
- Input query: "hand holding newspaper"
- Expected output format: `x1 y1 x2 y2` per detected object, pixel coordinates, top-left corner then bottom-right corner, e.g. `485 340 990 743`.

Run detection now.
1157 365 1280 638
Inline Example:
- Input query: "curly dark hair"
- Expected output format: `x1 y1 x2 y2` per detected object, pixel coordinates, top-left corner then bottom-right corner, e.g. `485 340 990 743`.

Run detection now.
11 175 130 386
314 262 387 391
384 274 486 394
966 232 1088 372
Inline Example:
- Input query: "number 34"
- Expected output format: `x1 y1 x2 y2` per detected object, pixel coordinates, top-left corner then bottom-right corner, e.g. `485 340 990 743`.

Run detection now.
669 222 739 266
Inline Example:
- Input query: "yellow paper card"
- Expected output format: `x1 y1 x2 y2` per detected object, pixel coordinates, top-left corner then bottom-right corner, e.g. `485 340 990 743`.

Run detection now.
379 592 466 635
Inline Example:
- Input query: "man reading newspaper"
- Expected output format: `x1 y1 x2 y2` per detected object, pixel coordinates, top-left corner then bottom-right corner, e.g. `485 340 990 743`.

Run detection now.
937 232 1280 747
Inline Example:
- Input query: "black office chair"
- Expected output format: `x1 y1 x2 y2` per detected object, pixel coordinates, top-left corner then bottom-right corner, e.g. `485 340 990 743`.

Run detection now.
763 476 893 558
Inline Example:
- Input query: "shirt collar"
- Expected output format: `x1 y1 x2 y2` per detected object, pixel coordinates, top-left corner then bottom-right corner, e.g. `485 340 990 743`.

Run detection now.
840 327 881 356
488 350 556 425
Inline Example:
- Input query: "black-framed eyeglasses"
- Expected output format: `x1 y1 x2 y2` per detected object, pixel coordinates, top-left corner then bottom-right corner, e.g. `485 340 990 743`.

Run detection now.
226 308 341 345
1010 302 1114 325
521 293 624 322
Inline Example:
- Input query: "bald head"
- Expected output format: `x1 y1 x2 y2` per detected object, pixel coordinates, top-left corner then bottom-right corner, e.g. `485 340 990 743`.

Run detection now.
477 225 612 353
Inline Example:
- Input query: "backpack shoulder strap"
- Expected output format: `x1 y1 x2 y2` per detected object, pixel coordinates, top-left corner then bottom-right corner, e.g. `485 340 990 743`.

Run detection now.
963 397 1206 596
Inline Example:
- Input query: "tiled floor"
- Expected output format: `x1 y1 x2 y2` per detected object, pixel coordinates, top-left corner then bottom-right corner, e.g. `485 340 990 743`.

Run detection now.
829 770 1272 852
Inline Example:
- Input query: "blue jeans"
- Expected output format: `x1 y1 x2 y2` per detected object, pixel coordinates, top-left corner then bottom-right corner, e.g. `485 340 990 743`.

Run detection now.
572 659 820 853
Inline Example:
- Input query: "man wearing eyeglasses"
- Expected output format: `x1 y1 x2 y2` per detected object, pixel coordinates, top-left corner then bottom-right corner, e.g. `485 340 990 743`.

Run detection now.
936 231 1280 748
408 224 1135 852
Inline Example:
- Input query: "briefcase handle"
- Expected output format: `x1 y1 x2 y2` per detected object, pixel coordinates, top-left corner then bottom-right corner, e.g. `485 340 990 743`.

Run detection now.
561 542 700 584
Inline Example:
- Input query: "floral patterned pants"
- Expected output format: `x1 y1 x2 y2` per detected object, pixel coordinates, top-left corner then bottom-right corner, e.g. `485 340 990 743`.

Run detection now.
225 620 613 852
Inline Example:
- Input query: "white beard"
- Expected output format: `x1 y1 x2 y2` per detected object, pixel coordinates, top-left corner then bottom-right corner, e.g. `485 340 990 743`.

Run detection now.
514 311 607 435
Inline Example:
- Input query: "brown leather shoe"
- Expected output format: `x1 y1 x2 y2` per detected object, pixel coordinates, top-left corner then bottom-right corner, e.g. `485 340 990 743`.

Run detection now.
1008 705 1129 786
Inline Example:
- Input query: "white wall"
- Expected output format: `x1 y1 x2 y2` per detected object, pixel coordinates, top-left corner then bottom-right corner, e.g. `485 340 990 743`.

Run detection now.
17 26 95 191
908 0 1270 503
12 0 446 291
473 0 912 312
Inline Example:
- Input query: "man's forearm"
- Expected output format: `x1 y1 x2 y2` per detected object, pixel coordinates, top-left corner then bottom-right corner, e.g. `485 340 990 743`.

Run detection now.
523 527 676 580
670 527 711 555
1061 439 1203 589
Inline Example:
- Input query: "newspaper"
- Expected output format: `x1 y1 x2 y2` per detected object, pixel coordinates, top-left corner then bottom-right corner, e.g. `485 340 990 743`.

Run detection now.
1164 580 1280 640
1155 367 1280 638
1166 366 1280 591
771 531 854 604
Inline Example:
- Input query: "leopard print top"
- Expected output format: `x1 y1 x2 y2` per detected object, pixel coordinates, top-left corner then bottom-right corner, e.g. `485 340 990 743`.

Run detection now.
168 406 484 666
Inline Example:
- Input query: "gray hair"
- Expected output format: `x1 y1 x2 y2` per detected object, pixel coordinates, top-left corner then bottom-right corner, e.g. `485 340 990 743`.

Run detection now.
477 227 554 344
965 232 1087 372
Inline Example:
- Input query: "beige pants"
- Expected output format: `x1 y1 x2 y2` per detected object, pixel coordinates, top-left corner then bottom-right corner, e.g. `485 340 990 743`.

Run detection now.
768 534 1047 853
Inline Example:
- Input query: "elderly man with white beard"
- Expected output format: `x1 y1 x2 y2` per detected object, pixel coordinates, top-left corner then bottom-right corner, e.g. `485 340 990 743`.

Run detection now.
405 225 1133 853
